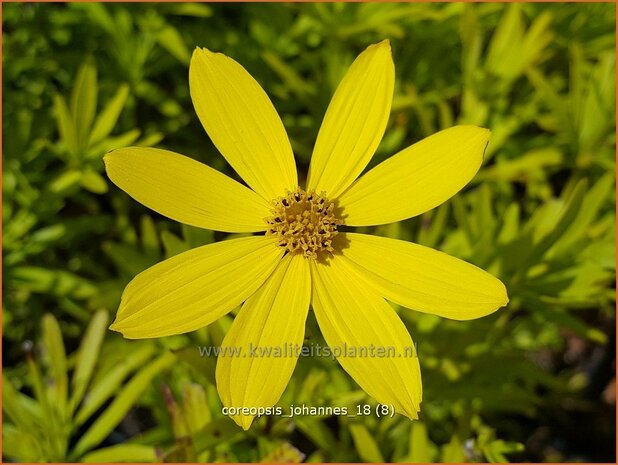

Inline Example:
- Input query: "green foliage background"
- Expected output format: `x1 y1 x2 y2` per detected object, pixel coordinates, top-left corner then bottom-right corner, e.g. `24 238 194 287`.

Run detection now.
3 2 616 462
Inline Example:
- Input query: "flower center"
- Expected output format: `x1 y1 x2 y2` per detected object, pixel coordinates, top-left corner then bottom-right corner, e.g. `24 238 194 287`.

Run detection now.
265 188 341 260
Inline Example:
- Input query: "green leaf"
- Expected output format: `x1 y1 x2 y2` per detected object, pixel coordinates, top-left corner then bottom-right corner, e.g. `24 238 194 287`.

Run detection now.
80 443 157 463
349 424 384 462
71 58 98 151
103 242 154 277
135 131 164 147
74 344 155 426
550 173 614 255
182 383 211 432
524 179 588 267
476 148 563 183
72 2 115 34
485 4 524 78
192 417 243 453
408 422 438 462
88 129 141 158
140 215 160 259
579 52 615 152
30 224 67 245
262 50 315 97
483 439 524 463
2 424 44 462
168 3 212 17
80 168 108 194
2 374 41 433
537 307 607 344
26 355 53 430
9 267 97 299
161 230 190 258
173 346 216 386
416 203 449 248
41 314 68 416
54 94 79 157
441 435 465 463
452 195 476 243
156 24 190 64
89 84 130 145
69 310 109 414
71 352 176 459
49 169 83 195
497 203 520 244
181 223 214 249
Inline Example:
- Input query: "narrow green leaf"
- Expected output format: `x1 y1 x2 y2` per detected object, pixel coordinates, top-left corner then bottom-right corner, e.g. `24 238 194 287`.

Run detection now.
441 435 465 463
26 355 54 430
102 242 154 277
71 58 98 150
483 439 524 463
80 168 108 194
349 424 384 462
498 203 520 244
262 50 315 97
295 417 338 451
156 24 191 64
182 383 211 432
538 307 607 344
161 230 190 258
451 195 476 242
54 95 79 157
9 267 97 299
87 129 141 158
2 374 41 433
2 425 44 462
89 84 130 145
42 314 68 416
173 346 216 386
72 3 115 34
49 170 83 195
71 352 175 459
135 131 164 147
80 443 157 463
550 173 614 255
69 310 109 414
140 215 160 259
192 417 243 453
408 422 438 463
519 11 553 74
74 344 155 426
169 3 213 17
485 4 523 77
525 179 588 264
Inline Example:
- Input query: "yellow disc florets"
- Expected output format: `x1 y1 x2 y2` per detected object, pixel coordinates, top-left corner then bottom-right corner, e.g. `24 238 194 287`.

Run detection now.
266 188 341 260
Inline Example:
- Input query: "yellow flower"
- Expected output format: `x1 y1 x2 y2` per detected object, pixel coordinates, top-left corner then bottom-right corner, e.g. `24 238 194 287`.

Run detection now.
105 40 508 430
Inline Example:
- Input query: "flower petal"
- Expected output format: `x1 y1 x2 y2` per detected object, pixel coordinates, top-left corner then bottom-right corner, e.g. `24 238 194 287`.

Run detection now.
216 254 311 430
341 233 508 320
110 236 283 339
338 126 490 226
307 40 394 199
190 48 297 201
311 257 421 419
104 147 271 233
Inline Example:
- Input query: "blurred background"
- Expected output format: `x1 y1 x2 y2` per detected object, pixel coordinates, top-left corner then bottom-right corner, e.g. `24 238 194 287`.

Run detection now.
3 2 616 462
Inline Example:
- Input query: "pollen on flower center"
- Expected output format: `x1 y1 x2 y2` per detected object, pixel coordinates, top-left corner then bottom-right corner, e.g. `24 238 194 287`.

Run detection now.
265 188 341 260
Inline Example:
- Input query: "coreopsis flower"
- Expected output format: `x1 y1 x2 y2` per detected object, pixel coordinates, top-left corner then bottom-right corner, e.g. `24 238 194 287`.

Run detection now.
105 40 508 429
